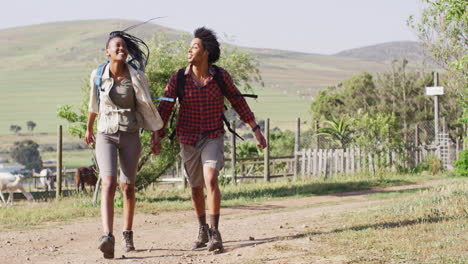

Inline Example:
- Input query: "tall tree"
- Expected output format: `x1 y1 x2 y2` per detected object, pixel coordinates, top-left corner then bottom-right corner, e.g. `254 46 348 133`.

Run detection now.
408 0 467 123
376 59 434 142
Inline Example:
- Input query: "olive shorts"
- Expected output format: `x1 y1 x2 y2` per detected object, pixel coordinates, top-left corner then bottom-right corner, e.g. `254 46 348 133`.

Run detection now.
179 135 224 187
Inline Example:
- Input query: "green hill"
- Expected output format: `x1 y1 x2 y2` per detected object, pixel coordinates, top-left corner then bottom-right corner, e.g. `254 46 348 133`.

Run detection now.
0 19 425 134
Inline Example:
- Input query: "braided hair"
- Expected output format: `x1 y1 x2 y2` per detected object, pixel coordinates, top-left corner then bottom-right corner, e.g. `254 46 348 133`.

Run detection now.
106 31 149 71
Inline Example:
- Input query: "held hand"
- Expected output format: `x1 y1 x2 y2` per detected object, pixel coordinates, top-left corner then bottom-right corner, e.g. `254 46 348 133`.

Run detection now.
255 130 267 149
85 129 95 146
151 131 162 155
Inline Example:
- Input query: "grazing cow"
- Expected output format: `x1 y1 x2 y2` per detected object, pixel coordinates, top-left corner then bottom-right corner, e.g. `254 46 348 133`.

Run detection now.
39 168 55 191
0 172 34 206
75 166 98 192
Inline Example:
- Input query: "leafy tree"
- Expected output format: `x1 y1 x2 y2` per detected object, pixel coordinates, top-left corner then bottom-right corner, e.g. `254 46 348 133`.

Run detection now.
375 59 434 142
408 0 467 124
26 121 37 132
310 72 378 122
10 140 42 171
57 34 262 191
9 125 21 134
351 112 403 175
268 130 295 156
310 86 345 122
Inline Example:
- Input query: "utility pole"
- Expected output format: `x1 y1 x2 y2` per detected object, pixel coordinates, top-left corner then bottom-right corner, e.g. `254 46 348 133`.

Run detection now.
425 72 444 144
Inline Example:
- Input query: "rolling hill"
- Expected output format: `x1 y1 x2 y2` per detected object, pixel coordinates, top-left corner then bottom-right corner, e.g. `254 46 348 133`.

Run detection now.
0 19 428 133
334 41 426 62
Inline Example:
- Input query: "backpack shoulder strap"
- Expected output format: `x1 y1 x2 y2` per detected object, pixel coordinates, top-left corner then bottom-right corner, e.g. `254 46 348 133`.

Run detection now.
211 65 227 95
176 67 186 101
94 62 108 110
168 68 186 141
211 65 245 141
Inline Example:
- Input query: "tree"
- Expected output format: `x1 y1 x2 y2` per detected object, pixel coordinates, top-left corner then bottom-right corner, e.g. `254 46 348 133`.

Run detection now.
310 72 378 122
316 118 353 149
351 112 403 175
57 34 263 191
9 125 21 134
376 59 434 142
26 121 37 132
408 0 467 123
10 140 42 171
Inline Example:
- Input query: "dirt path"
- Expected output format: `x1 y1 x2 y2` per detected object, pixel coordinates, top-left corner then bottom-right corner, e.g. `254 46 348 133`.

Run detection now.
0 179 450 264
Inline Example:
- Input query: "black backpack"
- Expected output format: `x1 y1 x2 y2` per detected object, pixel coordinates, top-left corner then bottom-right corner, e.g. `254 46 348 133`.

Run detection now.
168 65 257 141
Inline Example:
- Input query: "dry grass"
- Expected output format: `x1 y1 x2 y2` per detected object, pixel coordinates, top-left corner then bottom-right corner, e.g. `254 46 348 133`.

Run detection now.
256 179 467 264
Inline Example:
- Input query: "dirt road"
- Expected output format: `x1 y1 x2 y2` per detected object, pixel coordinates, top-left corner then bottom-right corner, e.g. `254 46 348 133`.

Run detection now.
0 180 448 264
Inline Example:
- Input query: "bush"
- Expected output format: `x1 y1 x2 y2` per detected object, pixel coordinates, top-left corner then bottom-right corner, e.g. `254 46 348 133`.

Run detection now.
426 154 443 175
454 150 468 177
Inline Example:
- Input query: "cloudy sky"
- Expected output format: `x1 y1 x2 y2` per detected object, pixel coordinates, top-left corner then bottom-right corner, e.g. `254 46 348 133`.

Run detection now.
1 0 425 54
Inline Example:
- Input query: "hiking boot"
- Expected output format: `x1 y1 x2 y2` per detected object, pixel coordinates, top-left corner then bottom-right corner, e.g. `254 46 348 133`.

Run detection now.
192 224 209 249
123 230 135 252
207 227 224 252
98 232 115 259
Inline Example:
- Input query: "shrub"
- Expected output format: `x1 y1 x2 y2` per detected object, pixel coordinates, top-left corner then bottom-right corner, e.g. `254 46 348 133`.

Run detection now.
454 150 468 177
426 154 443 175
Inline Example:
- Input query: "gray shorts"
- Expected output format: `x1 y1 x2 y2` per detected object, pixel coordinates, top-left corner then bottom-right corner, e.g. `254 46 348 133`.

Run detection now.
179 135 224 188
95 131 141 184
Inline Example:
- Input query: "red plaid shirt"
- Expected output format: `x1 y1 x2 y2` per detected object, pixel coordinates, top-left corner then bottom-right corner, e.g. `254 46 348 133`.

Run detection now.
157 65 255 145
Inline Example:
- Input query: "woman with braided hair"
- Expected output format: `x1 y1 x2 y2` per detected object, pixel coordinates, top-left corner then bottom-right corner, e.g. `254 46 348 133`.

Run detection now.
85 30 163 259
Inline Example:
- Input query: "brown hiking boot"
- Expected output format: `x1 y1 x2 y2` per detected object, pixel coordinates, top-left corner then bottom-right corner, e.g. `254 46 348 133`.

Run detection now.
207 227 224 252
98 232 115 259
192 224 209 249
123 231 135 252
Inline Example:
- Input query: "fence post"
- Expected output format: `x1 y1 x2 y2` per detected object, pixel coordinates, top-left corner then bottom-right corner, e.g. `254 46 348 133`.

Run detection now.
294 117 300 180
182 160 187 189
301 149 306 177
312 149 317 176
231 121 237 185
56 125 63 199
315 120 320 149
264 118 270 182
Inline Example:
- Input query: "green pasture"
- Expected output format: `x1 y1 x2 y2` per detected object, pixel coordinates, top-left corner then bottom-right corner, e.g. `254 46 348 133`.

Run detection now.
0 66 312 137
0 66 88 135
41 149 94 169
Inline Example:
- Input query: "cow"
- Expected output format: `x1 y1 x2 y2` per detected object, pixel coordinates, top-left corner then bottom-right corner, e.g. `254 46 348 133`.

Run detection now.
75 166 98 192
0 172 34 206
39 168 55 191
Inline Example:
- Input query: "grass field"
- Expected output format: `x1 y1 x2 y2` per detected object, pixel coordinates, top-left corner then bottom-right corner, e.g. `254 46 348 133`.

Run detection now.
0 70 311 137
300 179 467 263
0 66 88 135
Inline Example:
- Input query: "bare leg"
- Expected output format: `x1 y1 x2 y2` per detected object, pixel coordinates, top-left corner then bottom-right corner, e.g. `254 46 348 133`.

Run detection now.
101 176 117 233
203 168 221 215
191 185 206 217
120 183 135 231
